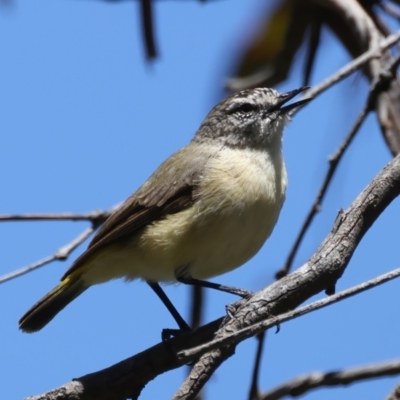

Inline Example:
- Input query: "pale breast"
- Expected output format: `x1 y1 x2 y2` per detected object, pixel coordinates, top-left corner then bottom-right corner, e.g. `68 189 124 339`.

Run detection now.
184 146 287 279
83 146 287 284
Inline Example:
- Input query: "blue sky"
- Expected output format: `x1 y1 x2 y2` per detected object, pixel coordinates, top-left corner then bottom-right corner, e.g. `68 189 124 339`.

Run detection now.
1 1 400 399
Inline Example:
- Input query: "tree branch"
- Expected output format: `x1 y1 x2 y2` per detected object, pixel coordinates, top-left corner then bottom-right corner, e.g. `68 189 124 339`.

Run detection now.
0 210 113 222
25 318 224 400
304 28 400 101
387 381 400 400
247 332 266 400
0 207 119 284
277 52 400 277
318 0 400 155
260 360 400 400
139 0 157 60
179 264 400 359
172 151 400 399
24 151 400 400
0 226 95 284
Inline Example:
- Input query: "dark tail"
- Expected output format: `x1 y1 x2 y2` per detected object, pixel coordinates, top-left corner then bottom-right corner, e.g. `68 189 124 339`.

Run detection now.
19 277 87 333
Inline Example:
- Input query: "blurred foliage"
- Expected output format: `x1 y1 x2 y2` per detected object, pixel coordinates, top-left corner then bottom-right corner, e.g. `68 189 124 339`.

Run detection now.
228 0 400 90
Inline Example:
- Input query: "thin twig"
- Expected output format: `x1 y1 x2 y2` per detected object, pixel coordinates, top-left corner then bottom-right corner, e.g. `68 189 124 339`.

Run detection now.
0 205 119 284
303 29 400 101
187 286 205 400
260 360 400 400
24 152 400 400
172 127 400 400
179 265 400 360
0 210 113 222
276 107 368 278
189 285 204 330
140 0 157 59
277 52 400 278
248 332 266 400
0 226 95 284
303 18 321 87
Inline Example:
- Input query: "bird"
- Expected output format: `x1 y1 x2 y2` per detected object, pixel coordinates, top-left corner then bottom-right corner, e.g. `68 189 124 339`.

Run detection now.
19 86 311 333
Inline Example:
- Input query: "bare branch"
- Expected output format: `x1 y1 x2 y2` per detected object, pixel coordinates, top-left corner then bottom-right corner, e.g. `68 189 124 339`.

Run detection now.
0 226 95 284
387 381 400 400
139 0 157 60
23 152 400 400
172 346 235 400
260 360 400 400
240 0 397 155
180 264 400 359
247 332 266 400
187 286 205 400
0 206 120 284
189 286 205 331
0 210 113 222
24 318 224 400
304 28 400 101
318 0 400 155
278 104 369 278
278 53 400 277
173 151 400 398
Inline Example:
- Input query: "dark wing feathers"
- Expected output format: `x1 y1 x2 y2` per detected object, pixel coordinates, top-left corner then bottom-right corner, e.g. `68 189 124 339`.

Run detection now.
90 146 206 245
62 145 211 280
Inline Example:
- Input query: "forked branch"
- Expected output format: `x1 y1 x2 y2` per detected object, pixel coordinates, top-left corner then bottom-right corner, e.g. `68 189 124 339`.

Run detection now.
26 152 400 400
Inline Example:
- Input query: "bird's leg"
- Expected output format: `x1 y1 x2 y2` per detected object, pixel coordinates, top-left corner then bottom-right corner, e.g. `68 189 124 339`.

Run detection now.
176 275 253 298
146 281 191 340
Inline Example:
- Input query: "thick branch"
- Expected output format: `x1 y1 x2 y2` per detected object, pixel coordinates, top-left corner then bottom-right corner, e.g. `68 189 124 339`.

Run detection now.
180 265 400 359
173 152 400 399
25 152 400 400
25 319 224 400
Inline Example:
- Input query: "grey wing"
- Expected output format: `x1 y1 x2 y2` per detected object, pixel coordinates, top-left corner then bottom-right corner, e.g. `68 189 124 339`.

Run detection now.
90 144 213 244
61 144 215 279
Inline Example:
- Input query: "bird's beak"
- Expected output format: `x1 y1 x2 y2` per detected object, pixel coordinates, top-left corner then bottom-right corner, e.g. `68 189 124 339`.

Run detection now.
269 86 312 114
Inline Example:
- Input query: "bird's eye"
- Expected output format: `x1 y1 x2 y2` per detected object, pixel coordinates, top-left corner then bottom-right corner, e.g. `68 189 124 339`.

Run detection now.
237 103 255 113
228 102 256 115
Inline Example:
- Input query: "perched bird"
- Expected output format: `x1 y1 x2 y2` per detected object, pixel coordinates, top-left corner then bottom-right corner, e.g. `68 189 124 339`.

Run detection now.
19 86 311 333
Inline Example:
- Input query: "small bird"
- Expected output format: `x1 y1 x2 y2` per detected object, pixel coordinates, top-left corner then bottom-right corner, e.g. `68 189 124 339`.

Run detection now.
19 86 311 333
